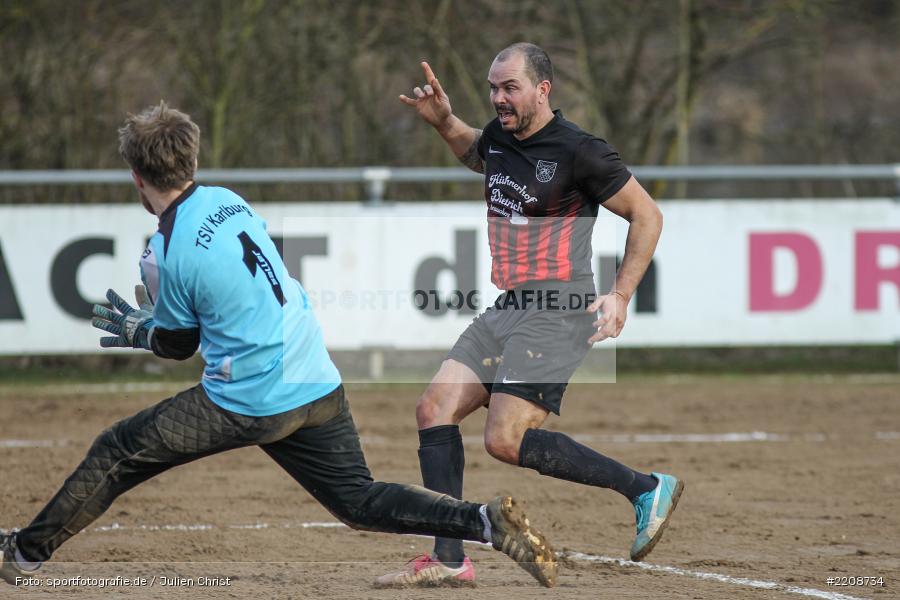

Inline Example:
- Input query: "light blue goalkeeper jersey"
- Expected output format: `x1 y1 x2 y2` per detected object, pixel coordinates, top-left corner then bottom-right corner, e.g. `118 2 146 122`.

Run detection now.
138 183 341 416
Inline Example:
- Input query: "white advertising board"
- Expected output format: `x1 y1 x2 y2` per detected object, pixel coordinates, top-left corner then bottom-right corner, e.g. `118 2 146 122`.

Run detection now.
0 199 897 354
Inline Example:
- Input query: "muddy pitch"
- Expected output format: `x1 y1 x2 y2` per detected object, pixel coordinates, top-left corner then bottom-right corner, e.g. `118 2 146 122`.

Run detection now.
1 375 897 599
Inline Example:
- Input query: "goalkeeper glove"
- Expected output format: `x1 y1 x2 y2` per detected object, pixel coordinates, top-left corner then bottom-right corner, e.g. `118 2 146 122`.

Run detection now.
91 286 155 350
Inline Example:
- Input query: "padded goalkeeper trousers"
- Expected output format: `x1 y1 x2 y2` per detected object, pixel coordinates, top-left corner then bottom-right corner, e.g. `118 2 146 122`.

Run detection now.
16 384 484 562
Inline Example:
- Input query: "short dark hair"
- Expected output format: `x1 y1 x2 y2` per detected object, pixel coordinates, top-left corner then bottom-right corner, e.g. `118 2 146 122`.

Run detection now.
495 42 553 86
118 101 200 191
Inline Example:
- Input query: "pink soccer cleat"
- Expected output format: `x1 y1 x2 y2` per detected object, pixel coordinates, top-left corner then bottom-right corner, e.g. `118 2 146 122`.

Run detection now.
374 554 476 588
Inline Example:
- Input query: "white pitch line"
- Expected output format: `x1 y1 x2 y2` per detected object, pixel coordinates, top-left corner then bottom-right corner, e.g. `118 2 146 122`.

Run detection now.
84 521 863 600
0 439 70 448
93 522 214 532
450 431 897 446
91 521 349 533
564 552 866 600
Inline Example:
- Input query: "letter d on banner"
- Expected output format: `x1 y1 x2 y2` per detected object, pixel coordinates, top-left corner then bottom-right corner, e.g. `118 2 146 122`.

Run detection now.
414 230 477 317
749 233 822 311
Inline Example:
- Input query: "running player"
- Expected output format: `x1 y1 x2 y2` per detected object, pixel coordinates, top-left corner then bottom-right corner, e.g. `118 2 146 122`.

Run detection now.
0 101 557 588
377 43 682 587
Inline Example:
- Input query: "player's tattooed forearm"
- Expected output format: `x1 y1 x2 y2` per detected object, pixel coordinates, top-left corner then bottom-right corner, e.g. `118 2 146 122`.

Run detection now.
459 129 484 173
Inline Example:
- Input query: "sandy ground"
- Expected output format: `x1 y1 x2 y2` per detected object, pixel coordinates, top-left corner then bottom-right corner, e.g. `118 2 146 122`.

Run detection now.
1 374 898 599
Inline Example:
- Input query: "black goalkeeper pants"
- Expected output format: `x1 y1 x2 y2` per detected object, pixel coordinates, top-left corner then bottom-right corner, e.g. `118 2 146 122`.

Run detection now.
16 384 484 562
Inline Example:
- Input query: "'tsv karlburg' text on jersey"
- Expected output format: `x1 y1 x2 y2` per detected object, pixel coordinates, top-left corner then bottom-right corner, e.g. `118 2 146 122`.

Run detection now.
139 184 341 416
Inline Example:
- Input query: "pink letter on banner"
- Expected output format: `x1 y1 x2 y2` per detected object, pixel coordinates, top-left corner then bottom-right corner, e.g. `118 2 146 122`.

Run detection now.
749 233 822 311
855 231 900 311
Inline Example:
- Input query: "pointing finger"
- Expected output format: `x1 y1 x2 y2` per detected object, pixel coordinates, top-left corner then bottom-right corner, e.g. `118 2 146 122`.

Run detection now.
421 61 437 84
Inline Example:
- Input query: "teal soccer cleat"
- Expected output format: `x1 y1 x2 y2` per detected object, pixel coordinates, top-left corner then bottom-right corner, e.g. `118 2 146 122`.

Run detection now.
630 473 684 561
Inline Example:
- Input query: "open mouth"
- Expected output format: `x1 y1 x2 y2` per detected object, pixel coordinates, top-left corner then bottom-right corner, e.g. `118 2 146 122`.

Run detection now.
496 107 516 125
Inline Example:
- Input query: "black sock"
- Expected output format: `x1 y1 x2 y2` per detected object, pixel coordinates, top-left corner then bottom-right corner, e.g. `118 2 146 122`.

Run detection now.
418 425 466 567
518 428 657 501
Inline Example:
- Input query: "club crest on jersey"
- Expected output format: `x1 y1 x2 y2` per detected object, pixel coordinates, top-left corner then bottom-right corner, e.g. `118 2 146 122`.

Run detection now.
536 160 557 183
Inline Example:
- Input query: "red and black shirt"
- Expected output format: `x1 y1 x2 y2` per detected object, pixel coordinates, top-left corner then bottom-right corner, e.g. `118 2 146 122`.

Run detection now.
477 110 632 290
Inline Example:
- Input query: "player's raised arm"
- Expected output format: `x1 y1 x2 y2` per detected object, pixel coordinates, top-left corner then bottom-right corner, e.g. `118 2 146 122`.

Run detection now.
399 61 484 173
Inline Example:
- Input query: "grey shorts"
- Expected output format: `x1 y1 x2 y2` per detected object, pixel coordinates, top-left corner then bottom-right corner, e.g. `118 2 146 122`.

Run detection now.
447 279 597 414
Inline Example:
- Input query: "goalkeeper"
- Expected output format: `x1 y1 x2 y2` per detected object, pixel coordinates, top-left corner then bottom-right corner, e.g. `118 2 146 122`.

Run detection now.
0 101 557 589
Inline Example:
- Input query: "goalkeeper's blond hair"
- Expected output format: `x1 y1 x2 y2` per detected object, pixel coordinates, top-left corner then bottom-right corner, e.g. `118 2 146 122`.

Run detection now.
118 101 199 192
